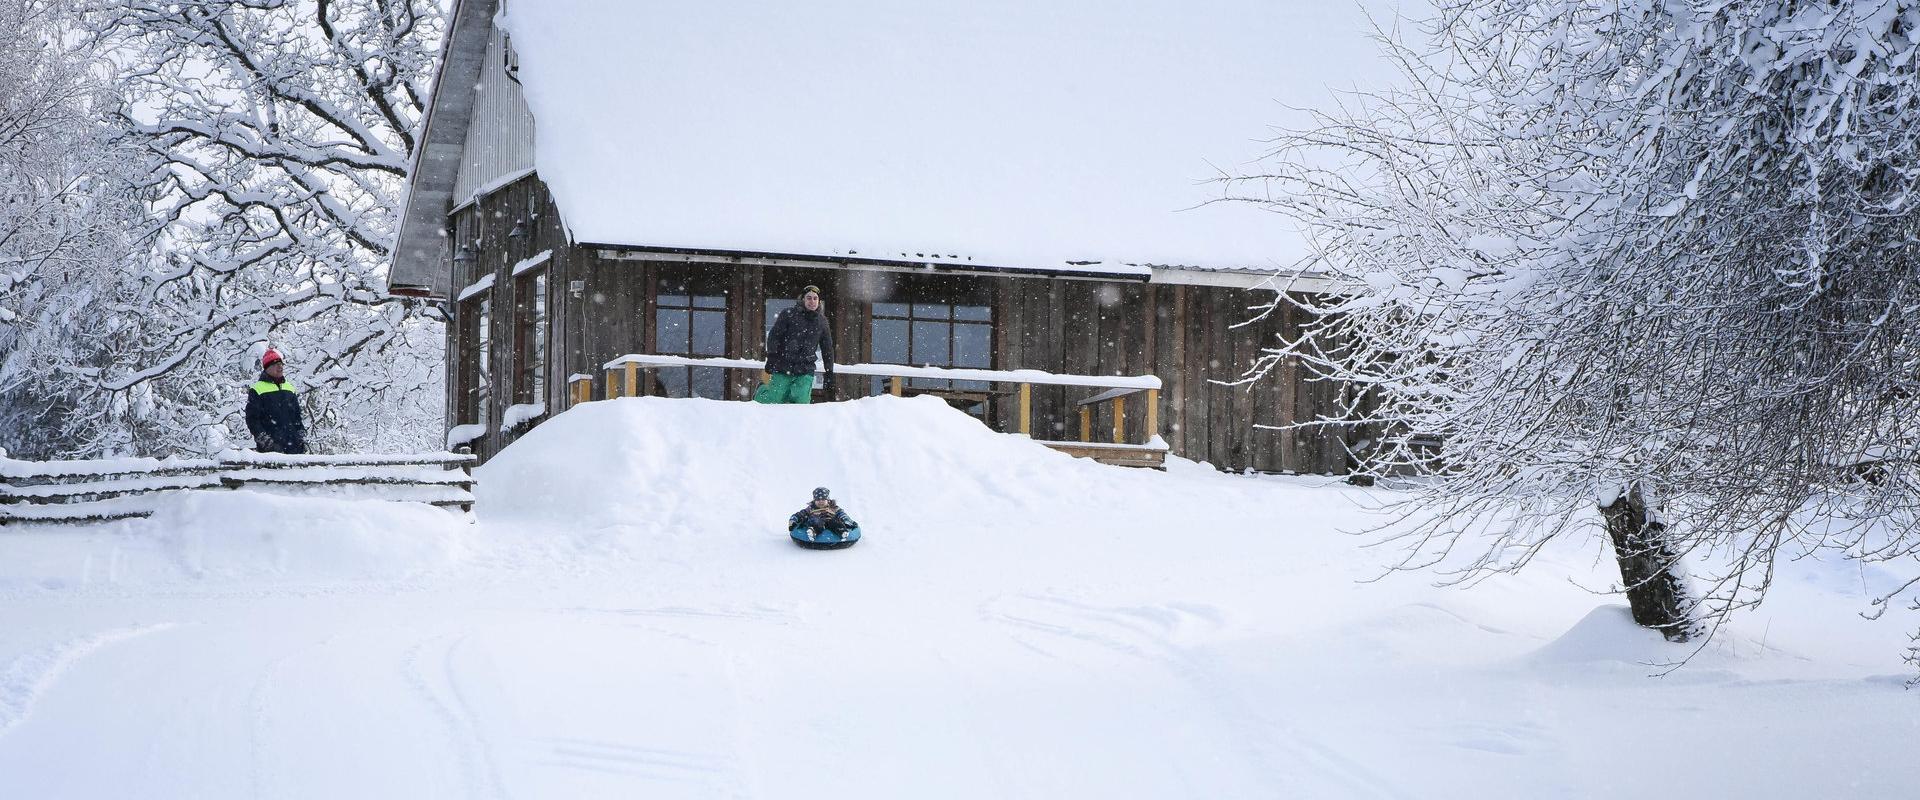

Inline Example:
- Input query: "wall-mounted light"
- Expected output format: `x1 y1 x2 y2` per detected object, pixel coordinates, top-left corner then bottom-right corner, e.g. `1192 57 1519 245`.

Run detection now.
508 218 528 239
453 245 475 266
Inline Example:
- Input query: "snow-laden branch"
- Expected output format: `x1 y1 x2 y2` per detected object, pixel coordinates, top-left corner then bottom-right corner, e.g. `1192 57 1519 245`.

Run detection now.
1227 0 1920 653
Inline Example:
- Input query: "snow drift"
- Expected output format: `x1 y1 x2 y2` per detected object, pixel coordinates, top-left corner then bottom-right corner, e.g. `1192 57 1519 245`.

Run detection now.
476 394 1149 547
1 395 1914 798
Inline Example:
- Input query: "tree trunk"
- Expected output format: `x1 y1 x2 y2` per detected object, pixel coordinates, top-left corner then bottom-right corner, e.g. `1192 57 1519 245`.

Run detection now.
1599 482 1693 642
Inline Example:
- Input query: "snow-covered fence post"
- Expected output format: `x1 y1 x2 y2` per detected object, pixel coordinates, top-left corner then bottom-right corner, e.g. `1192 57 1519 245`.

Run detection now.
451 447 474 513
569 375 593 407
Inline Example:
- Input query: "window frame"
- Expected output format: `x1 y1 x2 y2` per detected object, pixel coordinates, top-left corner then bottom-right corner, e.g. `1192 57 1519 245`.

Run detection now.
868 297 994 393
512 267 548 406
653 268 731 399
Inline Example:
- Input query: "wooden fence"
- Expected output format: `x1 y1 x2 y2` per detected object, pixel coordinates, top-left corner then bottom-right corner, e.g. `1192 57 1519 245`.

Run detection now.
575 354 1168 468
0 452 477 526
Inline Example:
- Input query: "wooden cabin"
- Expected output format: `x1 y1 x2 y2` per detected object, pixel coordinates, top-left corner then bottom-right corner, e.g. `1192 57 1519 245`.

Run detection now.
388 0 1370 473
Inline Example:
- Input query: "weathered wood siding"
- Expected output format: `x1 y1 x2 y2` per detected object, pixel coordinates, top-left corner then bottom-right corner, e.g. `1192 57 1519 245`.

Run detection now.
446 173 568 459
1147 285 1357 473
447 181 1356 471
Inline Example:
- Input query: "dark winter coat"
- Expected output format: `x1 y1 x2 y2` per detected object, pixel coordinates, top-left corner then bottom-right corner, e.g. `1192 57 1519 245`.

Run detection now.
244 372 308 454
789 500 857 533
764 303 835 377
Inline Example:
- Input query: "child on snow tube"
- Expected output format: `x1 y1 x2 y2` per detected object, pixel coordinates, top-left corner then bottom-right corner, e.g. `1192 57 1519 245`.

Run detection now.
789 487 858 542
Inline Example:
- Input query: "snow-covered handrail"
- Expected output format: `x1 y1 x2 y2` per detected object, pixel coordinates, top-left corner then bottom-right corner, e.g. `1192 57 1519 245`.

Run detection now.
601 353 1161 390
216 451 477 467
587 352 1163 450
0 456 219 480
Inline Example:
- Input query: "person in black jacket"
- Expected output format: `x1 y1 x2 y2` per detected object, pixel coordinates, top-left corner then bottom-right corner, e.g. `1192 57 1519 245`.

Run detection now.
244 348 308 454
756 285 836 403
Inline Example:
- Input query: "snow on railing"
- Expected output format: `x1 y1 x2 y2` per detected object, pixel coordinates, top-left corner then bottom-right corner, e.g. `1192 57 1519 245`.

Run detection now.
0 455 219 480
446 424 487 449
500 403 546 433
600 354 1162 390
0 452 477 527
573 353 1166 465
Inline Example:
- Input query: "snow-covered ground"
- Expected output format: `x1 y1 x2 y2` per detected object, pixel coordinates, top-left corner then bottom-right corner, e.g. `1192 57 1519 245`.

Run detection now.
0 396 1913 798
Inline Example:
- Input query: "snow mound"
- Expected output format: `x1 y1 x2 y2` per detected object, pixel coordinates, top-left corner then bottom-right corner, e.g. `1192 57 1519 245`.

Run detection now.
0 492 468 589
1524 605 1679 666
133 491 467 581
476 395 1129 541
129 489 466 583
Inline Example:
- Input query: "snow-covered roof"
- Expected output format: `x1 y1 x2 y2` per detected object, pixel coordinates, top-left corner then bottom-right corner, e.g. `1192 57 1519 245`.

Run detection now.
498 0 1406 274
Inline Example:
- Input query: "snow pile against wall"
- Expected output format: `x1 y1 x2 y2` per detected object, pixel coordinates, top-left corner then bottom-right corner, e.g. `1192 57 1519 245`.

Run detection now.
476 395 1130 543
500 0 1409 270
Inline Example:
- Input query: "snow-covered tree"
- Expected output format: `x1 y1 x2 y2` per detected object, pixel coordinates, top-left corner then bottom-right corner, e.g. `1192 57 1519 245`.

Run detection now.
1230 0 1920 645
0 0 159 459
62 0 446 456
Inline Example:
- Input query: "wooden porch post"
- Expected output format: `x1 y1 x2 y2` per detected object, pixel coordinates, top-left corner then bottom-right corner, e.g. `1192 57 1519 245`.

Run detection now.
1112 395 1126 444
1079 406 1091 442
605 368 619 398
1145 388 1159 443
624 362 639 397
1018 383 1032 436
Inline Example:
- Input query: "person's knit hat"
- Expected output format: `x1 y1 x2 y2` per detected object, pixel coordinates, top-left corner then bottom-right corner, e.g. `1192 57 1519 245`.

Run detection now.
261 348 283 368
801 285 821 298
812 486 831 501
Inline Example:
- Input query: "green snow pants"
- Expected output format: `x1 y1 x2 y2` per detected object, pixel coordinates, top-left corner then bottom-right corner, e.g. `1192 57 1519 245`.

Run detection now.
754 372 814 404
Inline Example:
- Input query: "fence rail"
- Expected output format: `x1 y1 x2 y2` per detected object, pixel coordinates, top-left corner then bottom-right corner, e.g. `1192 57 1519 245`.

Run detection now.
574 353 1167 468
0 451 478 526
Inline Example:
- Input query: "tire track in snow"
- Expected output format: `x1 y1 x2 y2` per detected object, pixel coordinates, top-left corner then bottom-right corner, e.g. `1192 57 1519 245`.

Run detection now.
401 632 510 799
245 630 352 799
983 594 1413 799
534 737 742 790
0 622 178 738
556 604 803 648
556 604 802 624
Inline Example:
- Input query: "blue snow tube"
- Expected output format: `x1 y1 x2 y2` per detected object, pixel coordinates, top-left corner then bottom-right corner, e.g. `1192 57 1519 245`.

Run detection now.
790 525 861 550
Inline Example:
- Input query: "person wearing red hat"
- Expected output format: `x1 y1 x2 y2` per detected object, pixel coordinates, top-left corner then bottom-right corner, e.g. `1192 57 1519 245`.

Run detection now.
244 347 307 454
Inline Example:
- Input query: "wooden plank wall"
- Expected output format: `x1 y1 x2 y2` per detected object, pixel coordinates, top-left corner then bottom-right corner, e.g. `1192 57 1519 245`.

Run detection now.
446 173 568 461
448 181 1357 472
1143 285 1357 473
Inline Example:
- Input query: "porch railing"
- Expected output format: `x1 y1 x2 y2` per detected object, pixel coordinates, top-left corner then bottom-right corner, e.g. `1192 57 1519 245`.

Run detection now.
571 354 1165 462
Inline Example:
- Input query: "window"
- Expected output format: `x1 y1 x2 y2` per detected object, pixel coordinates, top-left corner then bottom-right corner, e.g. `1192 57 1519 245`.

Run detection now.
502 32 520 82
514 270 547 404
656 274 728 398
870 301 992 396
459 295 492 426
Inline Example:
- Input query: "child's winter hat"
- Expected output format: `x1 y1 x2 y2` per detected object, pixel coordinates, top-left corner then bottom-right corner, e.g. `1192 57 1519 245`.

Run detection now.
812 487 831 501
